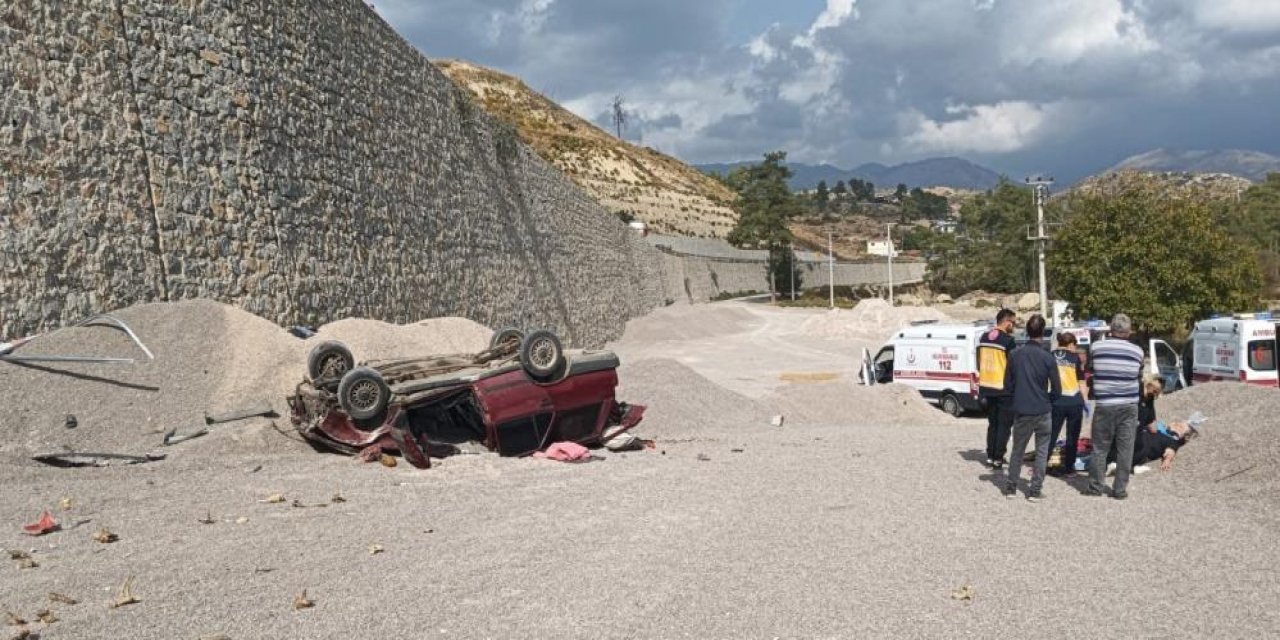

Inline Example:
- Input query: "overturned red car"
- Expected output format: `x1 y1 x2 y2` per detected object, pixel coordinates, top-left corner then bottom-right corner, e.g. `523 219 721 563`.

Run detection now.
287 328 645 468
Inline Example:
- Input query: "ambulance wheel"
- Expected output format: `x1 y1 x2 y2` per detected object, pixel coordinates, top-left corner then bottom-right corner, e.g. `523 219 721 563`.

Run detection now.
939 393 963 417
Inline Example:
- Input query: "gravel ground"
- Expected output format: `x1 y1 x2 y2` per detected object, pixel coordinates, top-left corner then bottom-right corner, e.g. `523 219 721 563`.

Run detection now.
2 300 1278 638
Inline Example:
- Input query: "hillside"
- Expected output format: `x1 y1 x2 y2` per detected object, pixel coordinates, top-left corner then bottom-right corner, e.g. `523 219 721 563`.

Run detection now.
435 60 738 238
1105 149 1280 183
698 157 1001 191
1068 169 1252 202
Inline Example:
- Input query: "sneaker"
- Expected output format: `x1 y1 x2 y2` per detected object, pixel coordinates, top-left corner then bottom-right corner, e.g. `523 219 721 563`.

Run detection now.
985 458 995 468
1134 465 1151 475
992 458 1006 470
1113 490 1128 500
1026 492 1043 503
1106 462 1117 477
1002 485 1017 499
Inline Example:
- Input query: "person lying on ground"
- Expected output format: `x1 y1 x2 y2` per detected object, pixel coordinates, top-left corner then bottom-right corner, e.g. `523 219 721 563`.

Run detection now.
1132 418 1200 471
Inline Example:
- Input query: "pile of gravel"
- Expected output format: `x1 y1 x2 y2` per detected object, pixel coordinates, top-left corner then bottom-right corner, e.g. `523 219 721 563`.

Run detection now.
1157 383 1280 499
315 317 491 362
800 299 954 342
0 301 502 460
770 381 958 427
0 300 305 458
617 304 758 344
615 358 774 437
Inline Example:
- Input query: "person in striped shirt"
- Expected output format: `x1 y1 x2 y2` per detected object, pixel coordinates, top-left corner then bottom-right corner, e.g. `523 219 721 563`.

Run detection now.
1086 313 1145 499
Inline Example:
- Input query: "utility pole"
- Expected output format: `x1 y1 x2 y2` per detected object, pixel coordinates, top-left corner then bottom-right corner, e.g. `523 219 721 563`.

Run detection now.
827 229 835 310
790 241 796 302
886 223 897 306
1025 176 1054 323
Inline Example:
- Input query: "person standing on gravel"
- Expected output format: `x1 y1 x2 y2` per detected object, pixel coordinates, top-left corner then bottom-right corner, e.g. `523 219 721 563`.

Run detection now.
1000 314 1060 502
1086 313 1145 499
979 308 1017 469
1048 332 1088 477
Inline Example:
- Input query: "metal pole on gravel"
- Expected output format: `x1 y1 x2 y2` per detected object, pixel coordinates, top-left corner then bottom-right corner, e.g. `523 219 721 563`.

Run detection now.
887 223 897 306
827 229 835 310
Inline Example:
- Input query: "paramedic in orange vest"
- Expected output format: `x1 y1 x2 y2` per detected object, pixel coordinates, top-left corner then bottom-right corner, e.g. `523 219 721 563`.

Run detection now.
979 308 1017 469
1047 331 1088 476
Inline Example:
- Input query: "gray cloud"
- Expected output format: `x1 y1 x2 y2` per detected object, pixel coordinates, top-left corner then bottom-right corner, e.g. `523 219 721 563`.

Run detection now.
377 0 1280 181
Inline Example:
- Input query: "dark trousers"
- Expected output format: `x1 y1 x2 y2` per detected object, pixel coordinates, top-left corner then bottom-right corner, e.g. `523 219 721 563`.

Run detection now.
1089 404 1139 495
1007 413 1052 494
984 395 1013 461
1050 404 1084 471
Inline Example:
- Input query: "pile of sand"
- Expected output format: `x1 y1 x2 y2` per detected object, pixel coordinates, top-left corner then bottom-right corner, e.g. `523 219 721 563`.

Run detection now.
315 317 492 362
769 381 959 428
617 304 758 344
615 358 774 437
800 299 954 342
1156 383 1280 499
0 300 499 460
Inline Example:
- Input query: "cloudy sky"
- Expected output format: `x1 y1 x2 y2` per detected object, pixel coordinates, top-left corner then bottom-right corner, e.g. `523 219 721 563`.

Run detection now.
375 0 1280 181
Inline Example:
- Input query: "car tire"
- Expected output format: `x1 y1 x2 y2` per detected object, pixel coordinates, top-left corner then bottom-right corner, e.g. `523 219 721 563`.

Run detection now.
307 341 354 382
519 330 565 382
489 327 525 351
337 367 390 421
940 393 963 417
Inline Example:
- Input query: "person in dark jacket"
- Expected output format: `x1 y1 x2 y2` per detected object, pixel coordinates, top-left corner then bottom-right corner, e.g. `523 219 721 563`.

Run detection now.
979 308 1017 469
1001 314 1061 502
1047 332 1087 477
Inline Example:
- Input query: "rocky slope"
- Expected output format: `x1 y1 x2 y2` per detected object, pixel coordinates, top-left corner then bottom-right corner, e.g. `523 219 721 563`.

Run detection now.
1104 149 1280 183
435 60 738 238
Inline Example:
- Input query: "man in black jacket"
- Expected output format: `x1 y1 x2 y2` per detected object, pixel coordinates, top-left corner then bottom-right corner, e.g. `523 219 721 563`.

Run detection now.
978 308 1017 469
1001 314 1061 502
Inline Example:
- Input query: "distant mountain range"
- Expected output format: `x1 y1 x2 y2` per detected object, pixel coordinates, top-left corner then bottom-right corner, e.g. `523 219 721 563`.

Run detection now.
697 157 1003 191
1103 149 1280 183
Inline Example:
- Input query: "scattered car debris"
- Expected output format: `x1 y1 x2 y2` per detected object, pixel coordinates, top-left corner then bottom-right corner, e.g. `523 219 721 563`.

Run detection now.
951 584 976 602
696 453 711 462
6 550 31 561
205 404 278 424
198 511 216 525
161 425 208 446
22 512 59 536
288 326 317 339
92 528 119 543
379 454 397 468
17 557 38 570
63 414 77 430
368 544 384 555
731 448 744 453
58 497 72 511
4 612 24 626
532 441 591 462
288 329 645 468
108 576 139 609
770 415 785 427
200 635 232 640
47 593 77 606
0 314 154 365
330 490 346 503
32 452 164 468
33 611 55 625
235 517 249 524
260 494 286 504
9 628 32 640
292 590 314 611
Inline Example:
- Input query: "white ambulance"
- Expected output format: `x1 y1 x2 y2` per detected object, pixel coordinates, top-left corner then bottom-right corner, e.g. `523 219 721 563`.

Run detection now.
862 320 990 416
1185 313 1278 387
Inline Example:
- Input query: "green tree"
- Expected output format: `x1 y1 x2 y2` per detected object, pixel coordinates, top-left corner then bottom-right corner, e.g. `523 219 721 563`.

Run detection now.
815 180 830 212
901 187 950 221
931 180 1043 295
848 178 875 201
1050 184 1262 335
894 183 909 201
1217 173 1280 296
832 180 847 200
726 152 804 294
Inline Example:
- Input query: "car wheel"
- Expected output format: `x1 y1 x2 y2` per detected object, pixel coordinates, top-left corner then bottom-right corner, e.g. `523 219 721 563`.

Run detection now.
337 367 390 421
307 341 354 382
519 330 565 381
940 393 963 417
489 327 525 351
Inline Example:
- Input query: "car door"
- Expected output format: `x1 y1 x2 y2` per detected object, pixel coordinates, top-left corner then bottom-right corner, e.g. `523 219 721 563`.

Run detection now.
1148 339 1185 391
